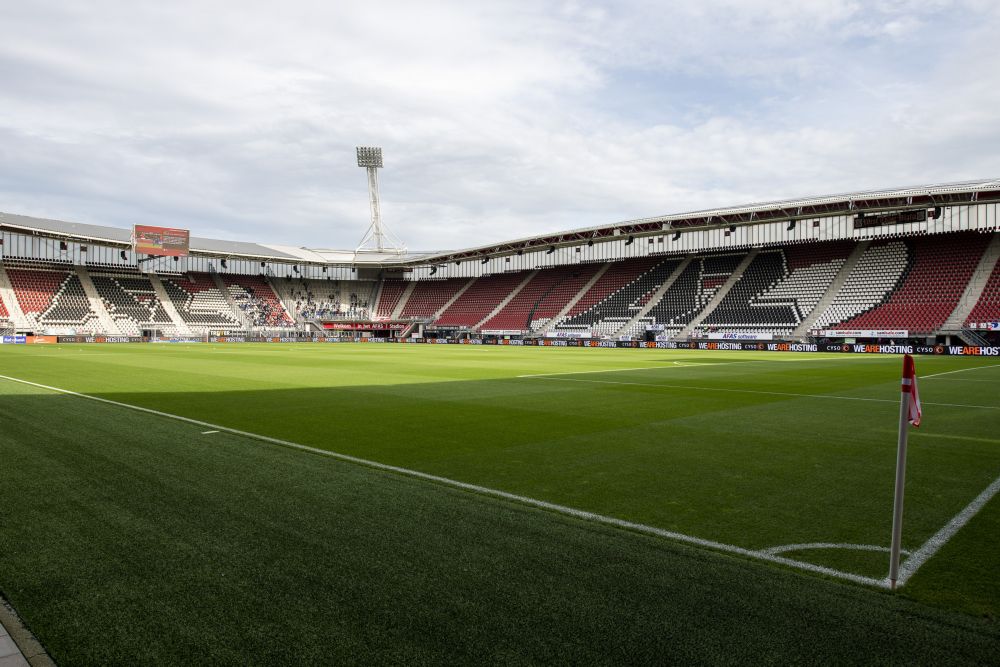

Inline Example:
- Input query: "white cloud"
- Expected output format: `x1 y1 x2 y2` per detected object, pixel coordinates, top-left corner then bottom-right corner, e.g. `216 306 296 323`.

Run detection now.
0 1 998 251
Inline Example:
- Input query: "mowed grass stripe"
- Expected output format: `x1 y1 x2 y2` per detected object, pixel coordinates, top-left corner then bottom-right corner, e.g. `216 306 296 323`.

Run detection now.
1 378 999 665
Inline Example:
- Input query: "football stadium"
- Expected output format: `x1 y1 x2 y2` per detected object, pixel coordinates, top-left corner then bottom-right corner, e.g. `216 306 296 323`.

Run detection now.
5 3 1000 664
1 173 1000 664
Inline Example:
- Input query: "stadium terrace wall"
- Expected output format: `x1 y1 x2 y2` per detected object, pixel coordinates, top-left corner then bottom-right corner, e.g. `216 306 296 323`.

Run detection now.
407 202 1000 279
0 230 357 279
10 335 998 356
4 199 1000 280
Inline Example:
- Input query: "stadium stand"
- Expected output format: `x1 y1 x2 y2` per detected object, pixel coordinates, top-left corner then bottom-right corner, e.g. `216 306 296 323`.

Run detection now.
435 273 527 328
91 274 174 335
161 273 240 328
811 241 911 331
399 279 468 319
817 233 991 334
701 252 797 331
527 264 603 332
644 258 703 333
375 279 407 319
699 243 853 335
273 278 377 320
7 268 101 331
966 259 1000 327
554 258 666 334
1 225 996 340
480 266 595 332
643 253 745 334
223 275 294 327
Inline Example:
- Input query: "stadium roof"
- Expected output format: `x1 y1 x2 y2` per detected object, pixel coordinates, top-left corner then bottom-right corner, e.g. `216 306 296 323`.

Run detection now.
3 177 999 267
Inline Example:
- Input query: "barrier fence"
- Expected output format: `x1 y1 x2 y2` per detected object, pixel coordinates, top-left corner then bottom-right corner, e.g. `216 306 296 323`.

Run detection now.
2 335 995 356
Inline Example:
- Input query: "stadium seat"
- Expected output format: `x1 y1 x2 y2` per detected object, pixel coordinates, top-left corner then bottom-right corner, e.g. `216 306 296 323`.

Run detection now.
272 278 378 321
966 259 1000 327
645 253 745 333
161 273 240 328
816 233 990 334
700 242 852 334
7 268 101 332
480 265 600 332
556 258 673 333
399 279 468 320
223 275 295 327
436 273 527 328
375 279 407 319
90 274 174 335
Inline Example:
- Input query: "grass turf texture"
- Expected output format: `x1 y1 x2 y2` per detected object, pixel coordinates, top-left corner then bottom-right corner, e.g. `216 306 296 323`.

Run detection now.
1 343 998 663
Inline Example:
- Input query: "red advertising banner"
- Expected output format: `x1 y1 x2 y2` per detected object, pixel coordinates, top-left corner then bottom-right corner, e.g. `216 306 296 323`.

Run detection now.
322 321 407 330
133 225 190 257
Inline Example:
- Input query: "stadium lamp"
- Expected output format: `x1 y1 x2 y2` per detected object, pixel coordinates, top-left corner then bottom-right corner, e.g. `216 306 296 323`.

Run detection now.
322 266 327 273
429 266 438 275
546 246 555 255
624 236 634 245
672 231 681 241
221 259 228 269
587 239 594 247
729 225 737 233
260 261 266 267
356 146 383 168
481 258 489 264
355 145 405 255
293 265 300 274
455 260 461 266
517 249 523 255
787 220 797 231
120 250 127 260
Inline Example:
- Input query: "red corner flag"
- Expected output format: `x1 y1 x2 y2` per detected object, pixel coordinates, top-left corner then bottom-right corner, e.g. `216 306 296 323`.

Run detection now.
901 354 922 427
890 354 923 588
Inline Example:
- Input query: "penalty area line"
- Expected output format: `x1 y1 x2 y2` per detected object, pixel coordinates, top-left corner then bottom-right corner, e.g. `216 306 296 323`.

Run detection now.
0 372 887 590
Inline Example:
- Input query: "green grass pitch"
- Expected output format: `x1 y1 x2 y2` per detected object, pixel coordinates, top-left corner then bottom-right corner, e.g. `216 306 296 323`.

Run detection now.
0 343 998 664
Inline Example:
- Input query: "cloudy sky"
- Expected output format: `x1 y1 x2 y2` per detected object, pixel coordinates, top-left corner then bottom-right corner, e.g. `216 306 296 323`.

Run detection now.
1 1 998 251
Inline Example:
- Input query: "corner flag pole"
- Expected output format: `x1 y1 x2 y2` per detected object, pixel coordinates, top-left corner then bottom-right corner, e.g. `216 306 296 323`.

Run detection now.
889 354 921 590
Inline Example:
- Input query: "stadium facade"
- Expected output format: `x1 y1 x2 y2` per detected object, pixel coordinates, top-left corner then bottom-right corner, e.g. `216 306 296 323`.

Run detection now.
1 178 999 346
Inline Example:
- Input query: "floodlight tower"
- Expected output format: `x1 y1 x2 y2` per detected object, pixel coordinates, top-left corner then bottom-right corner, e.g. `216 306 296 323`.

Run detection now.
355 146 405 254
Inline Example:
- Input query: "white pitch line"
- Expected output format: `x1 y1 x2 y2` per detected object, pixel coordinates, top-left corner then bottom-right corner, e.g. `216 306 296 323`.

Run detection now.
895 473 1000 586
921 363 1000 379
518 366 676 378
520 376 1000 410
762 542 909 556
201 430 219 434
0 372 886 589
517 360 800 378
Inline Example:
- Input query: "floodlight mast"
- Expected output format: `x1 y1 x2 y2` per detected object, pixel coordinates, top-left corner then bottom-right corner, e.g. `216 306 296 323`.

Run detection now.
355 146 405 254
